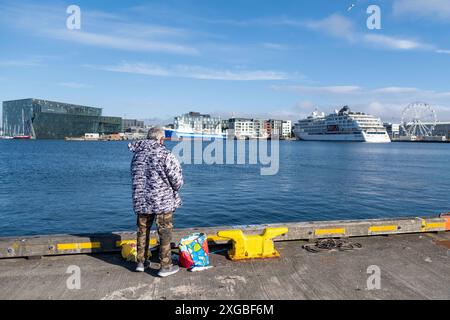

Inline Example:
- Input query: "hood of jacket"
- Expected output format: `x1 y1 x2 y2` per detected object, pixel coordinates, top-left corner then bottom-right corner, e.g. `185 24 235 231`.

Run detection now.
128 139 161 153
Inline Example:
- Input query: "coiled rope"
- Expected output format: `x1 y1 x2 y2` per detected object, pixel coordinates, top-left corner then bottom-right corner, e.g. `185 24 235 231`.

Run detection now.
302 238 362 253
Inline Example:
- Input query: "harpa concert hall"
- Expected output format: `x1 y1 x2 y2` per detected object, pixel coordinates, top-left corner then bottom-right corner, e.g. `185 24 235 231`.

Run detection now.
2 98 122 139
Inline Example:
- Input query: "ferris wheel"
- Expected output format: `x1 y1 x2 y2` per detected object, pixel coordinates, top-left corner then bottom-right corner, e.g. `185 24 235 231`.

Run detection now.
401 102 437 137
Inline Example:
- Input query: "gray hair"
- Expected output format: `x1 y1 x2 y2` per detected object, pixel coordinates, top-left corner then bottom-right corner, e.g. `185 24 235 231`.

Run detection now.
147 126 165 141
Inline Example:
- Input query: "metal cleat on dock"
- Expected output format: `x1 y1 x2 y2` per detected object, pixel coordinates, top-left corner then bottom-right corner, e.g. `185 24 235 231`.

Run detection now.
217 227 288 260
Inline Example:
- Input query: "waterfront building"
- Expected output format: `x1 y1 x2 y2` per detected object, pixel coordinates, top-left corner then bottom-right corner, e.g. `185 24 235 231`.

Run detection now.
430 122 450 139
222 118 292 139
122 119 144 131
2 99 122 139
253 119 268 138
383 123 401 139
165 112 295 140
264 121 272 136
122 119 146 140
220 119 229 132
269 119 283 136
282 120 292 139
227 118 255 138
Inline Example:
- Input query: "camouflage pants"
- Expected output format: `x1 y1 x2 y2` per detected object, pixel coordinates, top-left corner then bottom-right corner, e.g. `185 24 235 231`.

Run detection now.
136 212 173 268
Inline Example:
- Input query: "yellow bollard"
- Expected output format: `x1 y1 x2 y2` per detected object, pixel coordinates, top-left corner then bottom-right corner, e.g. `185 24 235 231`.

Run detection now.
217 227 288 260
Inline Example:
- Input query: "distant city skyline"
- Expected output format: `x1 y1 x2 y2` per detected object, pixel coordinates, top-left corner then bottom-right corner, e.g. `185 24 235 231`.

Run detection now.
2 0 450 124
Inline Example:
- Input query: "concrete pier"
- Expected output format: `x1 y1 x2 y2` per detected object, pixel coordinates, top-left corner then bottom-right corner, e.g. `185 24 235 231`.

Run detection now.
0 215 449 300
0 232 449 300
1 215 449 259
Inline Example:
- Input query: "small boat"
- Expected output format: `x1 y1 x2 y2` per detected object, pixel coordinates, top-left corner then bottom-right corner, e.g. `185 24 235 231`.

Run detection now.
12 135 32 140
0 136 14 140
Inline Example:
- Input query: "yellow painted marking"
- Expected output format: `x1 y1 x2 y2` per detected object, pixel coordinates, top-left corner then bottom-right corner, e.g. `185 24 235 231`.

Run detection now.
422 222 446 230
57 242 101 250
115 239 157 247
314 228 345 236
369 225 398 233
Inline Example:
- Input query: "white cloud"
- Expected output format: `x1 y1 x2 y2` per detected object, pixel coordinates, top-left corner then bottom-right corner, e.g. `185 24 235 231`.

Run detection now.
436 49 450 55
46 29 198 55
0 58 44 67
107 22 190 39
372 87 421 94
271 84 450 121
0 2 199 56
365 101 450 122
393 0 450 21
272 85 362 94
286 100 450 123
260 43 289 50
363 34 428 50
274 84 450 99
277 13 438 54
208 109 301 122
200 14 359 43
363 101 407 121
274 13 441 54
89 62 290 81
304 14 356 42
59 82 91 89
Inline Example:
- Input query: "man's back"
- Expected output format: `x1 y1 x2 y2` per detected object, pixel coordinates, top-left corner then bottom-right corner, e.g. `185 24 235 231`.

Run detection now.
129 139 183 215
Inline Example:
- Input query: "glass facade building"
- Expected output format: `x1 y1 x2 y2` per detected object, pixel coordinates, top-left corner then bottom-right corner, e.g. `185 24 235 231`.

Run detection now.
2 99 122 139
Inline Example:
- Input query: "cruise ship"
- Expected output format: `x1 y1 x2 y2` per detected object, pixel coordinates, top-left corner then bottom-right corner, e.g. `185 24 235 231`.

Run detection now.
293 106 391 143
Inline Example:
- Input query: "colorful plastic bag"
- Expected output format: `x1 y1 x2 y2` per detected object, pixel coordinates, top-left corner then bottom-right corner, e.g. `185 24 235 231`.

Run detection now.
179 233 210 270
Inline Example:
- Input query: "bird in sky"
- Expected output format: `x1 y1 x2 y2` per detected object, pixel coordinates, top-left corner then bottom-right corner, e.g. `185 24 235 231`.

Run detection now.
347 3 356 12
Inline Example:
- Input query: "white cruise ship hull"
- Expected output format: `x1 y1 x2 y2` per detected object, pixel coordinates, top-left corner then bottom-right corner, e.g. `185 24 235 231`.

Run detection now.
295 131 390 143
362 131 391 143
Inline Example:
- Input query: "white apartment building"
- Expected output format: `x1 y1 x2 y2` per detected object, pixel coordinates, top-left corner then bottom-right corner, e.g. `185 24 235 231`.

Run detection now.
282 120 292 138
227 118 255 138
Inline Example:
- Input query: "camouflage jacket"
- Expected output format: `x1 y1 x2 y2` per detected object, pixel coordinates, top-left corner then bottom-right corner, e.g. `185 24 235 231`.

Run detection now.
129 140 183 215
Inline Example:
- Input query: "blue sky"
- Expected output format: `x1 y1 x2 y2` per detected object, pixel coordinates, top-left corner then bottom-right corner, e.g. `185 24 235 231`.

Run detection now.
1 0 450 123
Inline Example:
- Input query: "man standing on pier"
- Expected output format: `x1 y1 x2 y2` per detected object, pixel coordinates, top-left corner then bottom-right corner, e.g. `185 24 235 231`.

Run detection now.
129 127 183 277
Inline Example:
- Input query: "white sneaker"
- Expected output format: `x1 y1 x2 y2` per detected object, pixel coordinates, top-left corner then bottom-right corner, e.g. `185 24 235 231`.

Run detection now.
135 262 145 272
158 265 179 277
